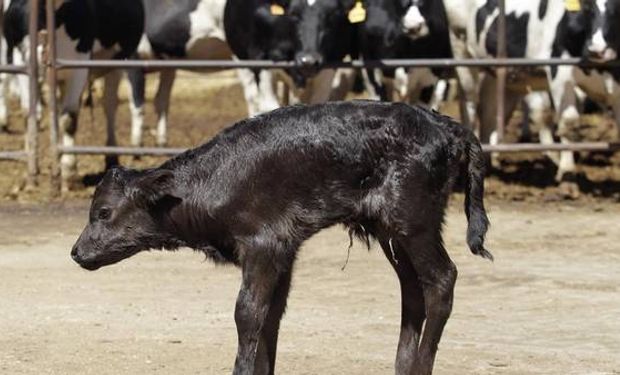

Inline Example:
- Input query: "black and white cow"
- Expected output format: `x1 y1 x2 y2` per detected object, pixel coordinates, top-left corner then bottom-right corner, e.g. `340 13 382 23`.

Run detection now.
0 0 44 132
406 0 618 198
121 0 231 147
119 0 298 147
3 0 144 190
359 0 454 106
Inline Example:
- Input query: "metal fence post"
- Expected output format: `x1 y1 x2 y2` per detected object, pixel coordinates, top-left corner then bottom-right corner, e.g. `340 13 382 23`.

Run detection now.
25 0 39 189
46 0 60 196
496 0 507 144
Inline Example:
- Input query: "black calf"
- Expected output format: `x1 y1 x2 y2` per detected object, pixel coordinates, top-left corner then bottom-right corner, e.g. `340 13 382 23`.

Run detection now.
71 101 491 375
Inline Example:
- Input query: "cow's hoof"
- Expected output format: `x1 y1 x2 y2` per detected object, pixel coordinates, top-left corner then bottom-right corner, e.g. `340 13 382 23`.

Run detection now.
61 178 84 193
558 181 580 200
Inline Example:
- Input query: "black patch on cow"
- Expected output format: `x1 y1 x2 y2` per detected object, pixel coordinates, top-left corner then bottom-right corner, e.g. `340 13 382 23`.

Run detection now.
551 9 593 77
55 0 144 58
538 0 548 19
485 12 529 58
3 0 45 63
144 0 201 58
476 0 497 43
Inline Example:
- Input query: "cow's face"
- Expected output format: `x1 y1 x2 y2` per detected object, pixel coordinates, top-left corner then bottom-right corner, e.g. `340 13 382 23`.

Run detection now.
71 167 179 271
401 0 429 39
254 1 298 61
585 0 620 61
290 0 356 77
362 0 413 56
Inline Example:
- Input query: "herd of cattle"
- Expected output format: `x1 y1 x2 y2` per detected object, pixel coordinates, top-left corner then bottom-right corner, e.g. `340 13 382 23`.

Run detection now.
0 0 619 196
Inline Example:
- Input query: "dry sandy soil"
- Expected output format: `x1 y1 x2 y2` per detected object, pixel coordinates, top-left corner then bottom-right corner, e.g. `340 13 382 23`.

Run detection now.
0 198 619 374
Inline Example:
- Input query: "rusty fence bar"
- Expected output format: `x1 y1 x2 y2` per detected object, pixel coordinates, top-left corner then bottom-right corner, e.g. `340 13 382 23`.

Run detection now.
56 142 620 157
496 0 507 144
46 0 60 194
53 57 620 70
25 0 39 188
0 0 38 193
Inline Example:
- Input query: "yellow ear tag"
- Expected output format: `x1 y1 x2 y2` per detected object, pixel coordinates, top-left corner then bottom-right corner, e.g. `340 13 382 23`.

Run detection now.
565 0 581 12
270 4 285 16
348 2 366 24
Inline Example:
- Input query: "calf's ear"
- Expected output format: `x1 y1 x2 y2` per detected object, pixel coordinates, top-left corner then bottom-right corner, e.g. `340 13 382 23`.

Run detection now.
127 169 178 207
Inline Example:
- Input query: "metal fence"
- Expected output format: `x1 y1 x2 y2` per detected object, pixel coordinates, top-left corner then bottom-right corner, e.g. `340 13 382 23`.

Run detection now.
0 0 39 189
2 0 608 194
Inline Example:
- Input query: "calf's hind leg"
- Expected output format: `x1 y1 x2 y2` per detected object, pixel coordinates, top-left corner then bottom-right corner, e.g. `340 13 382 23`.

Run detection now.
378 237 426 375
398 229 457 375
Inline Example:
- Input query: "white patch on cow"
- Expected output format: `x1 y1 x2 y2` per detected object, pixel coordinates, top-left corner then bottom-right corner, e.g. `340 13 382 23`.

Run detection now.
186 0 229 59
136 33 153 59
257 70 280 113
402 5 429 40
129 93 145 147
307 0 317 6
588 28 617 61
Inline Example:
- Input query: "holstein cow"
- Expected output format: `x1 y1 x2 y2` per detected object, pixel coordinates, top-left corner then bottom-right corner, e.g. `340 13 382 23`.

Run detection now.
3 0 144 190
411 0 609 198
71 100 492 375
121 0 298 147
122 0 231 147
286 0 359 103
360 0 454 107
1 0 44 132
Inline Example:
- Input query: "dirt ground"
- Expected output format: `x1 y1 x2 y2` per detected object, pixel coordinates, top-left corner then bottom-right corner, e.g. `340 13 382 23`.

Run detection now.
0 198 619 374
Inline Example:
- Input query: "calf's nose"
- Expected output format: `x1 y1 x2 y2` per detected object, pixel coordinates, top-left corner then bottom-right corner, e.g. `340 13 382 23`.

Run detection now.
71 245 81 262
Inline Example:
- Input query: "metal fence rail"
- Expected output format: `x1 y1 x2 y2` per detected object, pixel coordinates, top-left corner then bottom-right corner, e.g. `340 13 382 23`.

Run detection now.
0 0 39 190
38 0 620 194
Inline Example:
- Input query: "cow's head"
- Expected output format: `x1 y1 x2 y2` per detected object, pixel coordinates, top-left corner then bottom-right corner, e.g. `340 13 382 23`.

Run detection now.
289 0 357 77
361 0 415 58
401 0 429 39
254 1 299 61
584 0 620 62
71 167 180 271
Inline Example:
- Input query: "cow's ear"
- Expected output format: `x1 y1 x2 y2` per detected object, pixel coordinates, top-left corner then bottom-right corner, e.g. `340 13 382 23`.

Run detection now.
127 169 178 207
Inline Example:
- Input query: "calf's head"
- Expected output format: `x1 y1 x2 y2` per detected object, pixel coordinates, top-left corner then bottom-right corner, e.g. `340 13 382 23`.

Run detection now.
584 0 620 61
71 167 179 271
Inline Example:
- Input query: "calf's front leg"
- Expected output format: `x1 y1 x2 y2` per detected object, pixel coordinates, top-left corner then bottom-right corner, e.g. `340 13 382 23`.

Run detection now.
233 255 292 375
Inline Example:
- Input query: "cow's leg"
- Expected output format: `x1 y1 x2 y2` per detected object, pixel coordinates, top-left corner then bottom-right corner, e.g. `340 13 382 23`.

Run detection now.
378 237 425 375
399 229 457 375
0 73 8 132
103 70 122 169
256 70 280 113
549 67 580 199
153 69 176 147
478 74 521 169
237 68 260 116
300 68 336 104
59 68 89 192
126 67 146 147
429 80 448 111
233 254 292 375
254 270 293 375
450 32 479 131
525 92 560 164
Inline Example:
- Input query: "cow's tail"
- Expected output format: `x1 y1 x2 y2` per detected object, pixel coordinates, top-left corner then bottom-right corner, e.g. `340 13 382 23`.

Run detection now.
463 131 493 261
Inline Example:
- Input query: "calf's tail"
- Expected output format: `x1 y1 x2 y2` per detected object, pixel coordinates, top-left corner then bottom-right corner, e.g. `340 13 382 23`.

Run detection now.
463 131 493 261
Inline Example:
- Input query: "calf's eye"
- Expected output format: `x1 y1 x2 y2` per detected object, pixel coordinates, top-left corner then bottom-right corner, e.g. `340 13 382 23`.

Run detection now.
98 208 111 220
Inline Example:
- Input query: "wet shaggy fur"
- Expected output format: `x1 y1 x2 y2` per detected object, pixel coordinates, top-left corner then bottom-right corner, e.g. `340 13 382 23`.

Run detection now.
72 100 491 375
